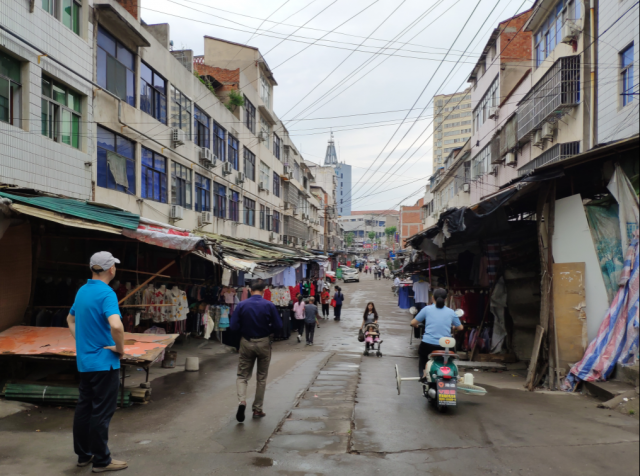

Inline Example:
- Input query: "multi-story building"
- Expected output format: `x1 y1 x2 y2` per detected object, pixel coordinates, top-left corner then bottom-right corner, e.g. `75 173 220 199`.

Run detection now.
432 88 472 172
322 132 351 217
597 0 639 143
307 160 342 252
0 0 317 249
399 198 424 246
339 210 399 248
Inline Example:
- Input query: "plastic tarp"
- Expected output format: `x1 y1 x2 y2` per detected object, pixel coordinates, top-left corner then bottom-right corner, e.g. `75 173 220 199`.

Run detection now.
122 220 205 251
564 233 639 390
608 164 639 254
585 200 624 303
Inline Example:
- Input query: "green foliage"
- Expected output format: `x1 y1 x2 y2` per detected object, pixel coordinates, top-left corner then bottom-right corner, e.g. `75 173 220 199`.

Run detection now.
345 232 355 247
385 226 397 237
368 232 376 241
226 89 245 111
194 70 216 96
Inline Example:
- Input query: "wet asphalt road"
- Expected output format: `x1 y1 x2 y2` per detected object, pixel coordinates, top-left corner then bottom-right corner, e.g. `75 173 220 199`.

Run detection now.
0 271 638 476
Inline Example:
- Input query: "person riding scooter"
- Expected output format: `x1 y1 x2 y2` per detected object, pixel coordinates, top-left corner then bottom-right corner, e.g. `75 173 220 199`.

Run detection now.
410 288 464 380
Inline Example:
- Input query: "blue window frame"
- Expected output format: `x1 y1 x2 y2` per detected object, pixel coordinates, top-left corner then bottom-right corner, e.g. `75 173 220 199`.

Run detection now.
534 0 581 67
141 147 167 203
213 122 226 161
229 191 240 222
214 182 226 219
97 126 136 194
97 26 135 106
172 162 192 209
621 44 635 107
195 173 211 212
228 134 239 170
194 105 210 148
140 62 167 124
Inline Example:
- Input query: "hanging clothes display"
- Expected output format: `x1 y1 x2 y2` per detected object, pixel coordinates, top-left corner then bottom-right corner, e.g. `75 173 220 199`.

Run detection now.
412 280 430 304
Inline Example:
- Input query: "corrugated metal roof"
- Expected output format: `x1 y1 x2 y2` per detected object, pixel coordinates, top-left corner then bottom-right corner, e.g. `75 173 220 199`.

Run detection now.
0 191 140 230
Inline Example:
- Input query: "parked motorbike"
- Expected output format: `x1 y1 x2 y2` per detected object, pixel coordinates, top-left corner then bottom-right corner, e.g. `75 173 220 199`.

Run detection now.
396 310 487 412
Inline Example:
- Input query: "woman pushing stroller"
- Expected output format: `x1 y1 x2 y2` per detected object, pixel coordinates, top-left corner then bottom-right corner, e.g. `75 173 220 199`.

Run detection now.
360 302 383 357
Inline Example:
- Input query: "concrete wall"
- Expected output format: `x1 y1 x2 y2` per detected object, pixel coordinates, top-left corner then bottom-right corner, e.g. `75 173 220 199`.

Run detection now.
0 0 94 199
597 0 639 143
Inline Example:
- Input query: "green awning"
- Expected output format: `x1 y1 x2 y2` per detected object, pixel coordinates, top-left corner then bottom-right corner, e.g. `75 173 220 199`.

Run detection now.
0 191 140 230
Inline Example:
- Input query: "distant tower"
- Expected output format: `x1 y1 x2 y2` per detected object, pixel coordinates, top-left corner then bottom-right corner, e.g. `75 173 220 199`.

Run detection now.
324 132 352 217
324 132 339 165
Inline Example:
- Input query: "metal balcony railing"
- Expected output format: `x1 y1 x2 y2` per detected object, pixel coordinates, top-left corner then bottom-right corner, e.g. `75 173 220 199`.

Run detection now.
517 56 581 141
517 141 580 177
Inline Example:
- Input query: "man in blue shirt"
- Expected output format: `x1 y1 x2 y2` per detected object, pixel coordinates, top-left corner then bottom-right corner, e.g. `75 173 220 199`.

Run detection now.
67 252 127 473
230 279 283 422
411 288 463 380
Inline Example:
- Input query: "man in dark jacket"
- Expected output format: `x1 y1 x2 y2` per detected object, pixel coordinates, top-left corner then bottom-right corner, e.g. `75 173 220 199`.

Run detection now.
230 280 283 422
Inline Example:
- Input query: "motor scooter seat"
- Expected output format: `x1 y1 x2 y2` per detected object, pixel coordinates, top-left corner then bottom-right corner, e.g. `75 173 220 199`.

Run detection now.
429 352 460 360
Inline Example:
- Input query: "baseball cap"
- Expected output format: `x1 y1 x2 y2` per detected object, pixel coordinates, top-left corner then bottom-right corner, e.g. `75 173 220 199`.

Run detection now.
90 251 121 271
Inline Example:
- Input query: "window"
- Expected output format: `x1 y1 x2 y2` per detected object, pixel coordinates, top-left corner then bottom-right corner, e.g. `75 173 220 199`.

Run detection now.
535 0 582 67
97 27 135 106
474 76 499 132
0 51 22 127
229 191 240 222
214 182 226 219
244 96 256 133
621 44 635 107
228 134 239 170
97 126 135 194
41 77 81 148
260 75 271 108
141 147 167 203
171 86 191 137
194 106 210 148
172 162 192 209
140 62 167 124
42 0 57 15
213 122 226 161
260 204 267 230
260 116 270 149
266 207 272 231
243 197 256 226
272 211 281 234
259 162 270 191
62 0 81 35
273 171 281 197
471 145 491 179
273 133 281 160
244 147 256 181
195 173 211 212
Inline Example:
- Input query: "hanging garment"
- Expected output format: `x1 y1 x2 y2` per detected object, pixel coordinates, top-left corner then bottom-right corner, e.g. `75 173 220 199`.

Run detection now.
412 281 430 304
490 277 508 353
398 286 412 310
485 241 501 286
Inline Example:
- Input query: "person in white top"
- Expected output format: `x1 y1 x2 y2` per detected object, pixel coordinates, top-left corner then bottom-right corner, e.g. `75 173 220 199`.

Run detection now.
393 276 401 296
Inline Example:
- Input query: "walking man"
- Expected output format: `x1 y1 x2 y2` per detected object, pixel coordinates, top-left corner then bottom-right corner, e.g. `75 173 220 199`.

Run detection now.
230 280 283 422
67 252 127 473
304 297 320 345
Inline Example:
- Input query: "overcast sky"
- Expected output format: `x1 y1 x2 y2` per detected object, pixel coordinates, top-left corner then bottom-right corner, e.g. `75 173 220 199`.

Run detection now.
141 0 532 212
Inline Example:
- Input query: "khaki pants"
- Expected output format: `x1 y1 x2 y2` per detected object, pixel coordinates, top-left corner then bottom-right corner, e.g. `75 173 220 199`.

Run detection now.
236 337 272 412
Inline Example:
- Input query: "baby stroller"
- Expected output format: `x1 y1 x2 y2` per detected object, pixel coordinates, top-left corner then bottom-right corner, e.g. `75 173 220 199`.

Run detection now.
363 323 383 357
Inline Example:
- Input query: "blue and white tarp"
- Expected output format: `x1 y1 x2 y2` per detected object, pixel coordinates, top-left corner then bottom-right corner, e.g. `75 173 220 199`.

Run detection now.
564 232 639 390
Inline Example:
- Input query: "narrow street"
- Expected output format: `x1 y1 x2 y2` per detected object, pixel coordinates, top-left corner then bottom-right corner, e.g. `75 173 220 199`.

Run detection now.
1 271 638 476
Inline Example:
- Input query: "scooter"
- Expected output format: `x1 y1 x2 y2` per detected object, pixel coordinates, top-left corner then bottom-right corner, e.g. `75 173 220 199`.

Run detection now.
396 322 488 412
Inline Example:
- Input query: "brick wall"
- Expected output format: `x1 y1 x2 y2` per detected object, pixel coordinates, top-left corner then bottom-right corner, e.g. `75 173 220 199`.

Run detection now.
194 64 240 91
499 10 533 64
400 198 424 244
116 0 140 20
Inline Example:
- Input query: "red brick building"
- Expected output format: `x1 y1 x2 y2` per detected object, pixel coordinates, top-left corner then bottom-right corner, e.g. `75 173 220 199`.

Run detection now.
400 198 424 246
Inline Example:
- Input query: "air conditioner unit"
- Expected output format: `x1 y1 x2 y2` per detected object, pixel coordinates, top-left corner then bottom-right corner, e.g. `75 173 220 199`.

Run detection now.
488 106 499 119
284 202 290 210
463 183 470 193
542 122 555 140
533 129 544 148
258 131 269 142
236 172 245 184
561 20 581 44
172 129 186 147
170 205 185 221
283 165 291 175
505 152 517 166
269 233 275 242
199 148 215 168
258 182 268 193
199 211 213 225
490 165 499 176
222 162 233 176
287 172 294 180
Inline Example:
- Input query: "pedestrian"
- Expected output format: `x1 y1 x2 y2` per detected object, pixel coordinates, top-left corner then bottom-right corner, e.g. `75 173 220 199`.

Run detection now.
230 279 283 422
333 286 345 321
321 288 331 319
364 265 369 274
360 302 379 330
394 276 401 296
304 297 320 345
66 252 128 473
293 295 306 343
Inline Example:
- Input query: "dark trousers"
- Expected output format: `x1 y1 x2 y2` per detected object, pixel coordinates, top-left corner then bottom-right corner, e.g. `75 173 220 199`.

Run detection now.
74 368 120 467
305 323 316 344
334 305 342 320
322 304 330 317
418 342 445 379
295 319 305 336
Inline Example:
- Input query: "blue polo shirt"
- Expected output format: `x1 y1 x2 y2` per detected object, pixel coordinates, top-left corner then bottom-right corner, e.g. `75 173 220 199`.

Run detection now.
230 295 283 340
70 280 122 373
415 305 461 346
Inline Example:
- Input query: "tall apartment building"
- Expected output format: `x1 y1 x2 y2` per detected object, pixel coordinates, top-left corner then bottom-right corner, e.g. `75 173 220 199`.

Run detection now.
0 0 324 249
306 159 343 252
432 87 473 172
